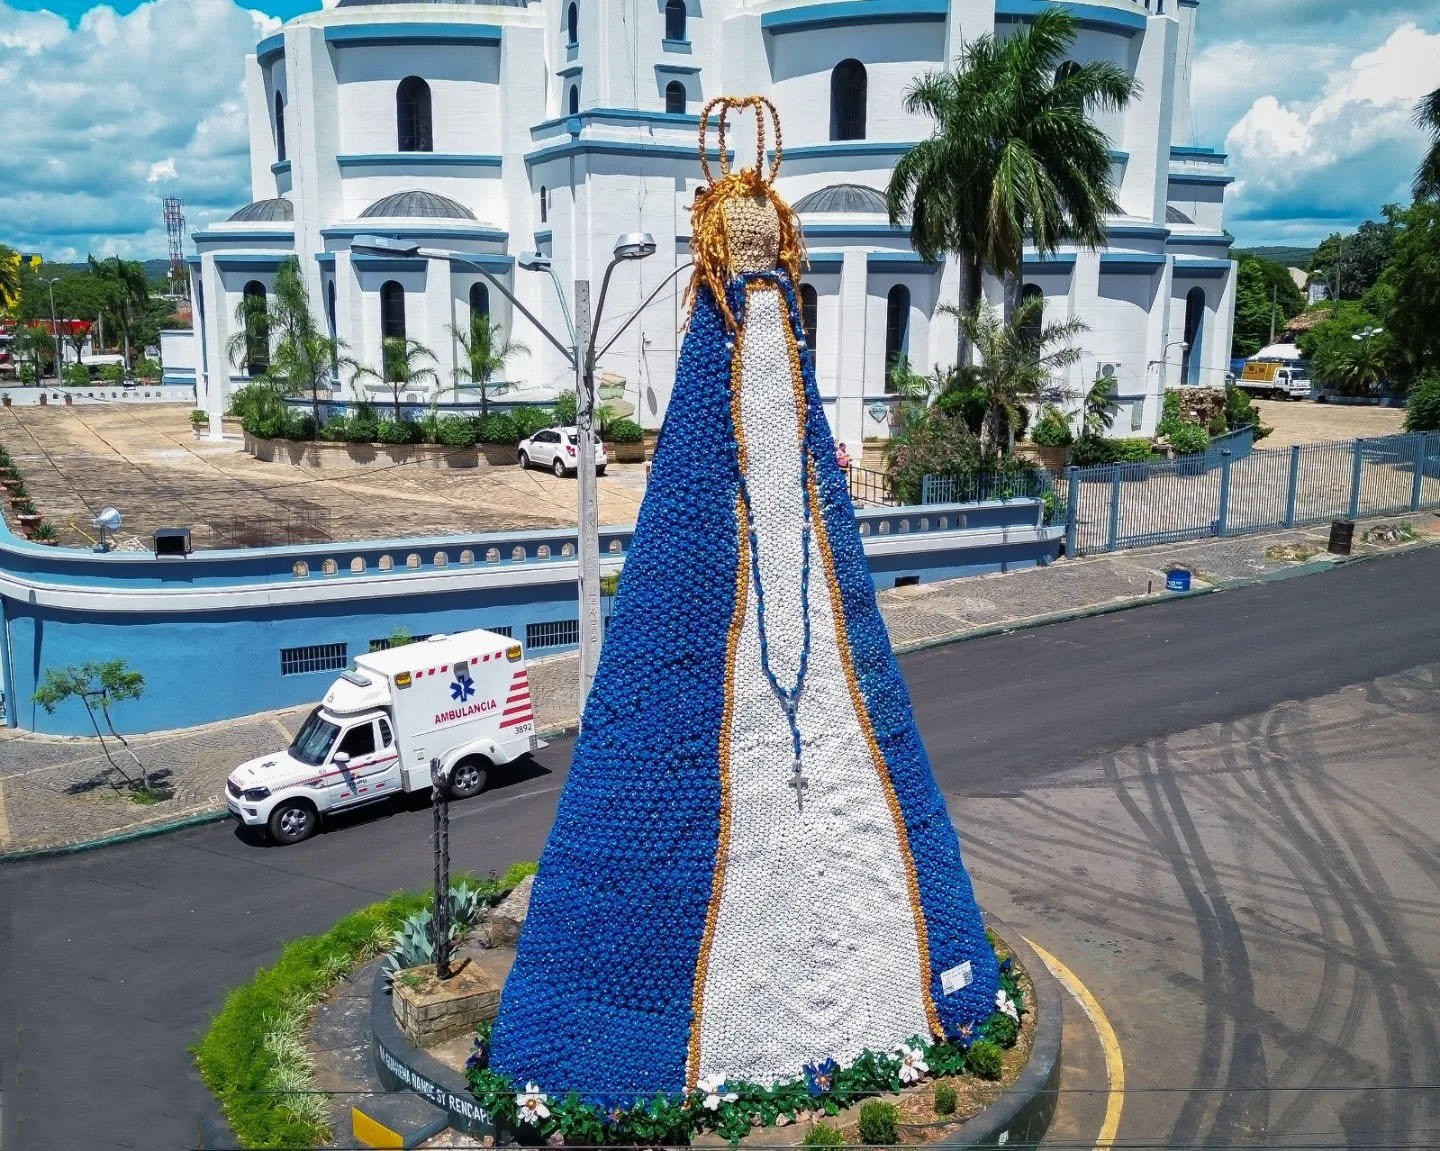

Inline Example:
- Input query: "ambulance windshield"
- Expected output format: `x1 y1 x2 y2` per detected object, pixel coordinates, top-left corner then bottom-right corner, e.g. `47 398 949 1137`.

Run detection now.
290 707 340 766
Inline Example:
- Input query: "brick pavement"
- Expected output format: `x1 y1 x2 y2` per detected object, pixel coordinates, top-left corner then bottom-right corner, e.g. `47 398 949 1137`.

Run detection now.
2 512 1436 856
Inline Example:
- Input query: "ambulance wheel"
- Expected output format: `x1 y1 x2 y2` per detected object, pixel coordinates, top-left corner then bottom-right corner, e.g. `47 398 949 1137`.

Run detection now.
448 757 489 800
552 457 567 477
268 800 317 845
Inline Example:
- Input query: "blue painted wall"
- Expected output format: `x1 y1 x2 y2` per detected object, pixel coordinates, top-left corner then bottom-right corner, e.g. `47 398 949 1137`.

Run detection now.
1 501 1059 734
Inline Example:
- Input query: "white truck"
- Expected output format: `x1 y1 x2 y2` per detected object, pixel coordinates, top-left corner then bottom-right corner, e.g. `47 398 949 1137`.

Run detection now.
1237 346 1312 400
226 629 539 844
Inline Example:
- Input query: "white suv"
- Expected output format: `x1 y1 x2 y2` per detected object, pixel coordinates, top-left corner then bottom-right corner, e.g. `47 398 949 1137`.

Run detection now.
517 426 608 477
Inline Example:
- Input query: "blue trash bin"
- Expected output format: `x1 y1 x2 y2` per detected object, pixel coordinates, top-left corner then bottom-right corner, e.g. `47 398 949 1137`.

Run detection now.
1165 567 1192 592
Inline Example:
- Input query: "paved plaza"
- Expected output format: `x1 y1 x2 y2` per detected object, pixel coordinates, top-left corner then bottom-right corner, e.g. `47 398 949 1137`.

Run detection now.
3 511 1436 856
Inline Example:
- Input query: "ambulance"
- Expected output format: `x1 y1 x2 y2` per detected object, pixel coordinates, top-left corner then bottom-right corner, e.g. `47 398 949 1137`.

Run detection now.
225 629 539 844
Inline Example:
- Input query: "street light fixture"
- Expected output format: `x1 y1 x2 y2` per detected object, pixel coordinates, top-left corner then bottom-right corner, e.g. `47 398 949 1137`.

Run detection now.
351 233 692 711
1148 339 1190 388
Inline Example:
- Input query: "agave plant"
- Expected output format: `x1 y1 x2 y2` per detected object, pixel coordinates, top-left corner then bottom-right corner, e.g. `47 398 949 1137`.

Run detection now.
381 882 490 989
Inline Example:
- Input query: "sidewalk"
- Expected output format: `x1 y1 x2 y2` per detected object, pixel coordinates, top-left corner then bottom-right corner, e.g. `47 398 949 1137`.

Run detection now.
3 512 1436 857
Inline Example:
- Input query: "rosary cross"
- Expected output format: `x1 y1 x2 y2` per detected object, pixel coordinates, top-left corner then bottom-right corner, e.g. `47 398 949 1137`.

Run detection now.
788 758 809 811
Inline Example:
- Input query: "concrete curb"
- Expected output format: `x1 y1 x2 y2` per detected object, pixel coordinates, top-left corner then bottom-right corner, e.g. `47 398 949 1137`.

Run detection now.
5 540 1430 862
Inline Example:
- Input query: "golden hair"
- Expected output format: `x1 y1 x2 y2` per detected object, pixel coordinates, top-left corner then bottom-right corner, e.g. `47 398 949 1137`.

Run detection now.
685 96 805 331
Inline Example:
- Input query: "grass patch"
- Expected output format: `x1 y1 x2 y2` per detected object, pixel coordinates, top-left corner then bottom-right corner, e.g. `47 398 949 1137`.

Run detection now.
1265 542 1321 563
193 864 534 1149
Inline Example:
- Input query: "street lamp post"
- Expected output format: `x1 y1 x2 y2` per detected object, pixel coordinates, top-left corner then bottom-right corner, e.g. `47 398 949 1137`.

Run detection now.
1148 340 1190 390
351 234 689 709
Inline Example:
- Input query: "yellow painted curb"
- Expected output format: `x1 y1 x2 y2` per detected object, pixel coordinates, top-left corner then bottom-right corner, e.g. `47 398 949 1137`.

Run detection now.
352 1105 404 1149
1024 937 1125 1151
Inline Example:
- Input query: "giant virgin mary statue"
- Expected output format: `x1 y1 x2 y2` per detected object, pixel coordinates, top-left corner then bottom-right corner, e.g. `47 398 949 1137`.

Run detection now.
491 97 999 1104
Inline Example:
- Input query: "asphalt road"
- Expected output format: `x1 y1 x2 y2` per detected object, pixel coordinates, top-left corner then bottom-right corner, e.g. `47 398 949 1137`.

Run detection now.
3 547 1440 1150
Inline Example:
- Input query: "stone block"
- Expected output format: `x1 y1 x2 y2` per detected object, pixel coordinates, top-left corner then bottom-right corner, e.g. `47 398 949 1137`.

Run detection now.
392 947 516 1048
486 874 534 949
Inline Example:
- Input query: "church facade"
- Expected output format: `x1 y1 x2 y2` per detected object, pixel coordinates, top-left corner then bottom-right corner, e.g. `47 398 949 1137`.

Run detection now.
189 0 1235 444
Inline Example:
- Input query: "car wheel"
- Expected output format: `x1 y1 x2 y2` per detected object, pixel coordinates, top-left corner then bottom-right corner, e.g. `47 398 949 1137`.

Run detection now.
268 800 317 845
553 456 567 477
596 466 607 477
448 757 489 800
518 450 530 469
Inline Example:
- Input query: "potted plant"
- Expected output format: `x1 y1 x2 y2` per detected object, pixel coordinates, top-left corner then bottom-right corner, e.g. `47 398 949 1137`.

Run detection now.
8 480 30 510
190 409 209 438
15 498 41 533
31 521 60 545
1 391 11 407
1027 406 1073 473
604 417 647 463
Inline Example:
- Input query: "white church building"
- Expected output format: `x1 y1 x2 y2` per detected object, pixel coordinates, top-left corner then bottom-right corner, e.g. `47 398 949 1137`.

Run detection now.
187 0 1236 443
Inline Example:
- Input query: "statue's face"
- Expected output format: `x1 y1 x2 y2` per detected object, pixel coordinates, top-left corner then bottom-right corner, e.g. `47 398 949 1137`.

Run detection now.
722 192 781 275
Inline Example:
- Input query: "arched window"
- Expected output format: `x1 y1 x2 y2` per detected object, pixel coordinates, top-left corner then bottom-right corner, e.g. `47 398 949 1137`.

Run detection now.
664 80 686 115
397 76 433 153
274 92 286 164
325 280 337 374
242 281 269 376
568 83 580 116
539 186 548 223
380 281 406 342
1182 287 1205 386
1019 284 1044 346
884 284 910 374
830 59 867 141
566 2 578 46
799 284 818 351
469 282 490 323
664 0 686 41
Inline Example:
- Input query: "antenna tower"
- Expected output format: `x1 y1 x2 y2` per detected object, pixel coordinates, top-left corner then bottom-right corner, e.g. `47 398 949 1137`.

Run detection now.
163 195 187 293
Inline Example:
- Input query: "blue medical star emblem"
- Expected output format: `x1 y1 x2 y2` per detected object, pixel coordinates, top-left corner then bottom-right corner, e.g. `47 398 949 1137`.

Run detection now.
450 673 475 702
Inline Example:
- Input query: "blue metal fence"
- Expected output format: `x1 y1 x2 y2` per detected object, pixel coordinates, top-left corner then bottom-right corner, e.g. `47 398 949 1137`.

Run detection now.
920 469 1061 509
1064 431 1440 556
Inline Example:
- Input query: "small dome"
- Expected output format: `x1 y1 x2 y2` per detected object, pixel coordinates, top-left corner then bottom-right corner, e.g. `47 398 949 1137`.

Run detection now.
359 190 477 220
1166 205 1195 225
336 0 528 7
227 198 294 223
793 183 889 215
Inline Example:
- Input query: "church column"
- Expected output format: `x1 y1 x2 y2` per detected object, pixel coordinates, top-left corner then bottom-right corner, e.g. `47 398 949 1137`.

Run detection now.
425 256 458 401
836 250 868 448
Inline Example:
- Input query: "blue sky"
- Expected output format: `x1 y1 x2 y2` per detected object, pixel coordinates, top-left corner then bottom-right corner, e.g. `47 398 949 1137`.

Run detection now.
1 0 1437 261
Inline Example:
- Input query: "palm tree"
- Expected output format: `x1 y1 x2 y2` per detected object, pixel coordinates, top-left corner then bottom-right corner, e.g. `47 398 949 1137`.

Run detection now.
0 244 22 313
887 8 1138 331
88 255 149 367
1416 85 1440 200
354 336 440 422
939 297 1087 454
451 315 529 417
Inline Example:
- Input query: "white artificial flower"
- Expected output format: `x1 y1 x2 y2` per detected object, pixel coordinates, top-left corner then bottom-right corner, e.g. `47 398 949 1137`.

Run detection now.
898 1043 929 1084
697 1073 738 1111
516 1083 551 1124
996 989 1019 1021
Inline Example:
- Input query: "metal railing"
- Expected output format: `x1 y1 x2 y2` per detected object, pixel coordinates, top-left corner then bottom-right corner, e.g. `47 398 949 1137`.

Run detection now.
1064 431 1440 556
921 468 1062 511
847 465 898 507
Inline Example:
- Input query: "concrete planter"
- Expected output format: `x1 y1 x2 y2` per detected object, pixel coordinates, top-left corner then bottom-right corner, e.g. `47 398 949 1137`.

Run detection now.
2 395 11 407
1019 444 1069 473
609 440 646 463
478 442 519 466
244 435 503 470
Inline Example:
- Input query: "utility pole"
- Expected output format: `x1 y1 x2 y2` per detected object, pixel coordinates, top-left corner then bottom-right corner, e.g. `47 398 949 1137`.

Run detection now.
1269 282 1277 346
573 280 602 713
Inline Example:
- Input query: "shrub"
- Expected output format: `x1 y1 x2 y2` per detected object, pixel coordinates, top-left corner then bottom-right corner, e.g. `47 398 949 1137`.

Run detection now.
64 364 91 388
375 418 421 445
885 412 984 505
347 402 381 443
1167 423 1211 456
243 409 287 440
99 362 126 384
229 383 282 422
1224 384 1271 441
1031 407 1073 447
985 1012 1020 1049
606 417 644 444
437 414 477 447
286 413 316 442
320 414 350 442
135 357 160 380
18 363 37 385
803 1123 846 1146
475 412 520 444
1404 375 1440 433
966 1040 1003 1080
189 408 209 426
932 1080 958 1116
858 1100 899 1144
1114 438 1158 463
511 405 555 439
1069 435 1121 467
552 391 578 425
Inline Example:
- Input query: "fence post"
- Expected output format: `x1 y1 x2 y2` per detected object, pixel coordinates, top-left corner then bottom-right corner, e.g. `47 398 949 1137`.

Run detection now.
921 474 932 506
1284 445 1301 528
1217 454 1232 536
1411 435 1426 511
1106 466 1121 552
1065 466 1079 556
1348 439 1364 521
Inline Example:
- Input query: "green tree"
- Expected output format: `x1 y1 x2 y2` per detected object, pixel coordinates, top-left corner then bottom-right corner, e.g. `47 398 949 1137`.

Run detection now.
87 255 150 366
0 244 21 313
12 323 55 381
451 315 529 417
1308 217 1395 301
1298 300 1393 394
1232 256 1305 357
34 660 152 794
1415 85 1440 200
354 336 440 422
887 8 1138 335
51 273 112 362
940 297 1087 453
1377 198 1440 379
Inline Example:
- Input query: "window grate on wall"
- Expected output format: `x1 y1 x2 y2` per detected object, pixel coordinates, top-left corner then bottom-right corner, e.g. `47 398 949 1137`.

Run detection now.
526 619 578 650
490 625 514 638
281 642 349 677
368 634 432 653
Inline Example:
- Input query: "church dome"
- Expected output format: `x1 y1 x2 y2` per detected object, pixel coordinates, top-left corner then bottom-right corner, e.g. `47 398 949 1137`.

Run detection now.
358 190 477 220
227 198 294 223
792 183 888 215
335 0 528 7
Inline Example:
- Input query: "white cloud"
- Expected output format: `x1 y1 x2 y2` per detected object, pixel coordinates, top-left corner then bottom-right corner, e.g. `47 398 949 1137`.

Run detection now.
0 0 278 262
1218 22 1440 243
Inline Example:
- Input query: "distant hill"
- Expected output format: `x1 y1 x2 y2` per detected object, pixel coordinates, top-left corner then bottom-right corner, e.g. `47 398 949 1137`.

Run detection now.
1235 246 1317 269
